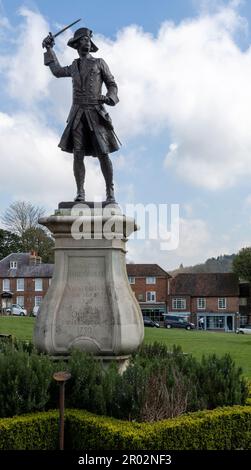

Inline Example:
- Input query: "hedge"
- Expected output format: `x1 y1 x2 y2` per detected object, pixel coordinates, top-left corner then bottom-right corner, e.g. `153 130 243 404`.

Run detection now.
1 406 251 450
66 406 251 450
0 411 59 450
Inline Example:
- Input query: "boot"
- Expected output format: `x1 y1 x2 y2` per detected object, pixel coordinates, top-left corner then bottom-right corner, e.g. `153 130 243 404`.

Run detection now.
74 189 85 202
106 183 116 203
73 152 85 203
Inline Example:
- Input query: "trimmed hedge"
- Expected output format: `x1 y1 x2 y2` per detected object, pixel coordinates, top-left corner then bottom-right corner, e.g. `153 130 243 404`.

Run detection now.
0 411 59 450
1 406 251 450
66 406 251 450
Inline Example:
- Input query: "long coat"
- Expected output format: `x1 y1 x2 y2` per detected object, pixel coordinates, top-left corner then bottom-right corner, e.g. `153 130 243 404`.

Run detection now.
44 49 120 155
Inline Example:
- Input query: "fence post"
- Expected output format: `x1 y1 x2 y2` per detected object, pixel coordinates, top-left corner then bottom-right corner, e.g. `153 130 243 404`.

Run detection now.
53 371 71 450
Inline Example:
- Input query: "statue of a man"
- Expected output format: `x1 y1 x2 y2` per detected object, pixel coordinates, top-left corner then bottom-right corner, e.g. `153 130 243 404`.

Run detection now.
42 27 120 203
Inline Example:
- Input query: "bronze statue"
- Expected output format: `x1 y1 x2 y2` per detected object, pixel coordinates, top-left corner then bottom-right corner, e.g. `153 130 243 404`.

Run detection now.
42 25 120 203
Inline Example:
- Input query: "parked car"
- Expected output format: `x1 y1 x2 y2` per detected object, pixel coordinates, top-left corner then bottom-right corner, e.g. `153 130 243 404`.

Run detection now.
6 304 27 316
236 326 251 334
164 315 195 330
143 317 160 328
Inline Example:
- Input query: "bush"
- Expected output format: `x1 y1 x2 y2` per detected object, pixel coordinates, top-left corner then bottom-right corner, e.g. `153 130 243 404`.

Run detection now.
196 354 248 409
0 342 248 421
104 357 149 420
0 345 54 418
66 350 106 415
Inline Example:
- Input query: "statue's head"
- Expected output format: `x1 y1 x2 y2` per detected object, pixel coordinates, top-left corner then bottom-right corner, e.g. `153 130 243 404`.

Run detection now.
67 28 98 53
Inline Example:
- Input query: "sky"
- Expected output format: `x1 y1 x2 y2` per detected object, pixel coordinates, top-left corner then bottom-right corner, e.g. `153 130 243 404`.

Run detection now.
1 0 251 270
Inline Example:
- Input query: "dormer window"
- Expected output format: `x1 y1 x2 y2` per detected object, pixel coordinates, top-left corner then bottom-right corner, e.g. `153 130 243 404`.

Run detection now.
10 261 17 269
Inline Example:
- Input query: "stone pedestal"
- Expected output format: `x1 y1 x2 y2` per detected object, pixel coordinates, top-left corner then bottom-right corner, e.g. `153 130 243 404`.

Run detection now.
34 203 144 362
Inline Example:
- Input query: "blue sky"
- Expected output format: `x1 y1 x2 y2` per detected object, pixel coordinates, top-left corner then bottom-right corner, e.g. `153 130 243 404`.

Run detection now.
0 0 197 36
1 0 251 270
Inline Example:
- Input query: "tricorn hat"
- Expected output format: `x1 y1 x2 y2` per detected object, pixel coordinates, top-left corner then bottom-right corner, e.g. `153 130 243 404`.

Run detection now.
67 27 98 52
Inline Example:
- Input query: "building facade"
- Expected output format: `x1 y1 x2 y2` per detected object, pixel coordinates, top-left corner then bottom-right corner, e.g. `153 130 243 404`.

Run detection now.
1 252 250 329
0 252 54 315
126 264 171 321
169 273 240 331
239 282 251 326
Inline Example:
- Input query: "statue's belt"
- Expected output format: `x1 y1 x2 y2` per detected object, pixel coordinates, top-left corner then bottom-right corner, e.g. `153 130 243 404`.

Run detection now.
73 98 101 107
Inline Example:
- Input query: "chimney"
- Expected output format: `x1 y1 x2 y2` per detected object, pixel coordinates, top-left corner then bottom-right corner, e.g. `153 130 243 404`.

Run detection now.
29 251 42 266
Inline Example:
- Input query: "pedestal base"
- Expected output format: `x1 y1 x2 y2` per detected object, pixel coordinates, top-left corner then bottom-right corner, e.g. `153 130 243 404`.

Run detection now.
34 205 144 358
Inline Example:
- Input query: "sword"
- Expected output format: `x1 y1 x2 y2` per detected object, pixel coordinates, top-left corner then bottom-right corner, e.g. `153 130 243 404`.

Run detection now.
52 18 81 38
43 18 81 47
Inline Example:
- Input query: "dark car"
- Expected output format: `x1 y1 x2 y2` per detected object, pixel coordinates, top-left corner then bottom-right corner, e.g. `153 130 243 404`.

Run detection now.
164 315 195 330
143 317 160 328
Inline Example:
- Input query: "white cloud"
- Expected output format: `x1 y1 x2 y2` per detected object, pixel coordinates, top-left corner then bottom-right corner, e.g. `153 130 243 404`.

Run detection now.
0 111 104 210
96 3 251 190
127 216 212 270
244 194 251 206
127 214 251 270
0 3 251 216
5 8 51 106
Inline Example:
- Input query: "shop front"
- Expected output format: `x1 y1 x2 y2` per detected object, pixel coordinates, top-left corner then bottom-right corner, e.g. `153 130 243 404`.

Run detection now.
141 304 167 322
197 313 236 332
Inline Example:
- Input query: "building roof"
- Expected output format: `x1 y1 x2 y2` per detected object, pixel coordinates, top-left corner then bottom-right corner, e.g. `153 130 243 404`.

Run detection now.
0 253 54 278
170 272 239 296
126 264 171 277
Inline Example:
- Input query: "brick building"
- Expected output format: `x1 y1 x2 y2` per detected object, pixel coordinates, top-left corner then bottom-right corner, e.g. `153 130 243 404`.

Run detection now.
126 264 171 321
169 272 240 331
239 282 251 326
1 252 250 330
0 252 53 315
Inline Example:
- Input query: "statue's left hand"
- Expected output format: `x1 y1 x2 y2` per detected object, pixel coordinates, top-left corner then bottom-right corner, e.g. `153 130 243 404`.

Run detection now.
99 95 113 106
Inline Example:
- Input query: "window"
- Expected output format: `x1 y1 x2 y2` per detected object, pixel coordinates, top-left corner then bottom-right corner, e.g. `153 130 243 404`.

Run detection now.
146 277 156 284
35 278 43 291
197 298 206 309
138 294 144 301
146 291 156 302
239 298 247 306
128 276 135 284
16 278 24 291
218 298 226 309
206 315 225 329
10 261 17 269
172 298 186 310
3 279 10 291
240 315 248 326
35 296 42 306
16 296 24 307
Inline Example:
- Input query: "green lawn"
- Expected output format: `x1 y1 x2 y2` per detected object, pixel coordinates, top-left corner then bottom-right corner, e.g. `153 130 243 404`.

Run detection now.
144 327 251 379
1 317 251 379
0 316 35 341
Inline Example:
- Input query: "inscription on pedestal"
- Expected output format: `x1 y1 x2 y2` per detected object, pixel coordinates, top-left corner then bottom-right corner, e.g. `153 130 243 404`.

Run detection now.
56 256 112 347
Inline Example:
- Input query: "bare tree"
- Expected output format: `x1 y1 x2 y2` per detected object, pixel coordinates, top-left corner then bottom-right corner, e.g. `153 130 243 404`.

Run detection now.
1 201 45 237
140 368 188 422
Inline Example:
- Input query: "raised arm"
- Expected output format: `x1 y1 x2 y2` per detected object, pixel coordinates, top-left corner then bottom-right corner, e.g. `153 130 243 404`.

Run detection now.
42 34 71 78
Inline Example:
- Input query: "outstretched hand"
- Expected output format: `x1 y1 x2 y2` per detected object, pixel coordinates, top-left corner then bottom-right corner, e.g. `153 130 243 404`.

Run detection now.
42 33 55 49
